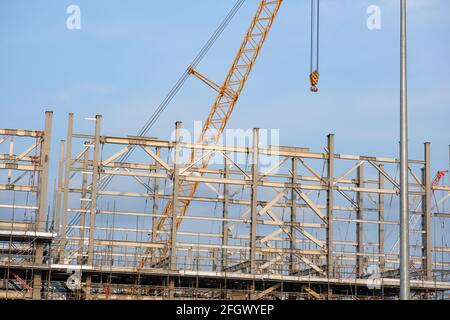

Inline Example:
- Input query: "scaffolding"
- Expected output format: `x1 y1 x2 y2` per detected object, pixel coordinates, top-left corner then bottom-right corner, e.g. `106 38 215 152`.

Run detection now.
0 112 449 300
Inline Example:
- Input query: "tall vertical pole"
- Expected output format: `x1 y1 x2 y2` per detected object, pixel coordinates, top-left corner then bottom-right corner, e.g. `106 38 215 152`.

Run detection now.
400 0 410 300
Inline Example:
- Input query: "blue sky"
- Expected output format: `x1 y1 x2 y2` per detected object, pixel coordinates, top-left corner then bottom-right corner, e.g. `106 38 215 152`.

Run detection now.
1 0 449 174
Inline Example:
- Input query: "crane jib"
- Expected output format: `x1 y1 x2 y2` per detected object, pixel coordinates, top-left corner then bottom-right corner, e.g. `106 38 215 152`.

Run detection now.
141 0 284 267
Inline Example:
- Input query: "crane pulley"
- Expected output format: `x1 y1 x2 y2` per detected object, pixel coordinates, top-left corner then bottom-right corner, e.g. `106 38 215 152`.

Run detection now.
309 0 321 92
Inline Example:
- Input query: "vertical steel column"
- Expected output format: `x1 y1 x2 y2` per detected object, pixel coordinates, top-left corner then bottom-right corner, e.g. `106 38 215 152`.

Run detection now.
327 134 335 279
170 122 182 271
60 113 74 261
356 164 364 277
250 128 259 274
33 111 52 300
422 142 432 280
151 147 161 244
55 140 65 238
36 111 53 232
222 156 230 271
168 123 182 300
7 136 13 183
400 0 410 300
378 164 385 271
87 115 102 266
78 150 89 264
290 157 297 274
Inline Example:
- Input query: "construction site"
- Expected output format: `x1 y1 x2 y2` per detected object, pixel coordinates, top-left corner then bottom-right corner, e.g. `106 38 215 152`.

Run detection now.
1 0 449 300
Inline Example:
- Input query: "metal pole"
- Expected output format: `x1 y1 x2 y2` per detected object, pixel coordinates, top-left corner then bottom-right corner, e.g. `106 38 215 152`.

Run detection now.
399 0 410 300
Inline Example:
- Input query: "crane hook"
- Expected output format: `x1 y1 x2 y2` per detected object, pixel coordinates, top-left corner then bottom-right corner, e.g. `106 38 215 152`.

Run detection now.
309 70 320 93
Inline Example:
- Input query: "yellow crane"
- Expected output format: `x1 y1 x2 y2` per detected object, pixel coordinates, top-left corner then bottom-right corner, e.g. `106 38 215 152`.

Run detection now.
141 0 321 267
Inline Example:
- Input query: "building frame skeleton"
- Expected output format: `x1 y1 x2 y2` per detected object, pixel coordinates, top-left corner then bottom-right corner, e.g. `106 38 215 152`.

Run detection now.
0 113 449 300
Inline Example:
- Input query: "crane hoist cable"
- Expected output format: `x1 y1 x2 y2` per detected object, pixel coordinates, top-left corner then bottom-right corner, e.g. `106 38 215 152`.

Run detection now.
309 0 320 92
95 0 245 194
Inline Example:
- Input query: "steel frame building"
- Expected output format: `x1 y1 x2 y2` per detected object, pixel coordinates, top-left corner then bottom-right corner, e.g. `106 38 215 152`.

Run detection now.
0 112 449 300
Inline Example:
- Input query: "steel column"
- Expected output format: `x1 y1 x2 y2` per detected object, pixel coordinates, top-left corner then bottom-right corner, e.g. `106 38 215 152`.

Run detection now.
250 128 259 274
87 115 102 266
222 155 230 271
60 113 74 261
33 111 52 300
151 147 161 244
356 163 364 277
422 142 432 280
54 140 65 239
327 134 335 279
378 164 385 271
78 149 89 264
290 157 297 274
37 111 53 232
170 122 182 271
